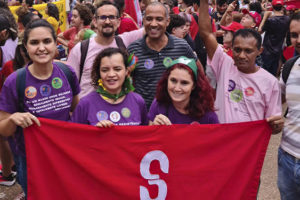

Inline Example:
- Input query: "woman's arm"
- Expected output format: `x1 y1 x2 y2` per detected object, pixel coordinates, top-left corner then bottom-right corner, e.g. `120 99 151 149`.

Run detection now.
57 32 69 47
0 111 40 137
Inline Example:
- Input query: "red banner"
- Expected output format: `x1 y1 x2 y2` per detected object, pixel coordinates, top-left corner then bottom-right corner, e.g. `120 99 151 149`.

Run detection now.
24 118 271 200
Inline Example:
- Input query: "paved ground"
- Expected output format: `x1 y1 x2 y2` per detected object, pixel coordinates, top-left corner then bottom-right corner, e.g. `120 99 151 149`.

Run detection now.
0 133 283 200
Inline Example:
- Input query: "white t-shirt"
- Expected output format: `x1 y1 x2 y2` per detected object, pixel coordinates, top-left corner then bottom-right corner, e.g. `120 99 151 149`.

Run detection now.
208 45 282 123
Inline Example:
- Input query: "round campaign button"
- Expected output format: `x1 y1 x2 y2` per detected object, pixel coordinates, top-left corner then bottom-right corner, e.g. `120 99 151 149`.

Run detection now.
96 111 108 121
52 77 63 89
40 84 51 97
144 59 154 69
230 89 243 102
245 87 254 96
163 57 173 67
110 111 121 123
25 86 37 99
121 107 131 118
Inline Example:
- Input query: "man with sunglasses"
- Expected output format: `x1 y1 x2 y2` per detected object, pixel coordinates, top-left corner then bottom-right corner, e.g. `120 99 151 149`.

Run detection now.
67 1 144 99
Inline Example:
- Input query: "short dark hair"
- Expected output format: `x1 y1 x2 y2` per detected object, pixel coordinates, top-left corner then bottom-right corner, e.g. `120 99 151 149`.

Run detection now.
23 19 56 45
249 2 262 14
167 14 186 33
96 1 120 17
232 28 262 50
273 5 282 11
74 4 93 26
25 0 34 7
91 48 128 88
216 0 227 6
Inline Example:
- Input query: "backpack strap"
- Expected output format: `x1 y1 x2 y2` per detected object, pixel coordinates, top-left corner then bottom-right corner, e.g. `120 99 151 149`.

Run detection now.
54 62 76 95
115 36 126 51
79 38 90 83
16 67 27 112
282 55 300 84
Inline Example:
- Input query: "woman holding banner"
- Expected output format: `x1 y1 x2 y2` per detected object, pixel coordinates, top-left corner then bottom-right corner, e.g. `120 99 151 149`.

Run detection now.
0 19 80 197
71 47 148 127
148 57 219 125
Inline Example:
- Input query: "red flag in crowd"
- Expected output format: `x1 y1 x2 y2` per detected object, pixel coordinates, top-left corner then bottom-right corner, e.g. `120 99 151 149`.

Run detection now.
285 0 300 8
124 0 142 27
25 118 271 200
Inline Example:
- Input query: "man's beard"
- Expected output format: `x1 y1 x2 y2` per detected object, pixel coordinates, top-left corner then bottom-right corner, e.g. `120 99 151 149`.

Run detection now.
102 31 114 37
102 25 114 38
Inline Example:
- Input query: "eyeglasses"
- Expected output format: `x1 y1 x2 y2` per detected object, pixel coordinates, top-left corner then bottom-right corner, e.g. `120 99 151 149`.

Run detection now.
96 15 119 22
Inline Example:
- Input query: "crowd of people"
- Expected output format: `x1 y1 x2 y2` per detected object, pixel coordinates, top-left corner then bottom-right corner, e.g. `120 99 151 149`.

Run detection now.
0 0 299 199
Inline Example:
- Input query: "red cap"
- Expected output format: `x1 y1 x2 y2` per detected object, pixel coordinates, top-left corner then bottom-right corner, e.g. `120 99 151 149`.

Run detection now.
242 9 262 27
272 0 284 6
220 22 244 33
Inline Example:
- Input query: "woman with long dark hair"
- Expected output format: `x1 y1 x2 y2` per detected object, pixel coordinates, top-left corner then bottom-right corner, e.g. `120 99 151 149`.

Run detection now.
148 57 219 125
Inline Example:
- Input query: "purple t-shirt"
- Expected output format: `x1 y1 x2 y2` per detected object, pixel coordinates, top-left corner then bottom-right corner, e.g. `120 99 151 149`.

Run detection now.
148 99 219 124
0 62 80 155
71 91 148 126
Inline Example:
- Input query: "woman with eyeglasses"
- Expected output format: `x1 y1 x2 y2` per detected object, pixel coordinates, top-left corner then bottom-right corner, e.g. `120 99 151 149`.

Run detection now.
148 57 219 125
57 4 93 52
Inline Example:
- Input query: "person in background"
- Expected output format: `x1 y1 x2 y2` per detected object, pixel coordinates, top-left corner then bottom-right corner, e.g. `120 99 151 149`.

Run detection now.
258 0 290 76
148 56 218 125
15 6 40 33
0 7 18 70
167 14 196 51
0 14 18 188
67 1 144 99
71 48 148 127
57 4 93 52
73 28 96 45
114 0 139 34
45 3 60 35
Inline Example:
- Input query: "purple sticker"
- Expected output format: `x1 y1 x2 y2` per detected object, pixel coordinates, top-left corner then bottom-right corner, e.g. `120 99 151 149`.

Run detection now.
96 111 108 121
40 84 51 97
228 79 236 92
144 59 154 69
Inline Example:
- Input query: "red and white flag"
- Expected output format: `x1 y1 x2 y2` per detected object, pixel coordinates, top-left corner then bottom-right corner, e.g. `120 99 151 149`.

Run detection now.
25 118 271 200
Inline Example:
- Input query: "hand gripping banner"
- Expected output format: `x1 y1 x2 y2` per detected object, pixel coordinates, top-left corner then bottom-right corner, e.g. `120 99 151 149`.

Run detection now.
24 118 272 200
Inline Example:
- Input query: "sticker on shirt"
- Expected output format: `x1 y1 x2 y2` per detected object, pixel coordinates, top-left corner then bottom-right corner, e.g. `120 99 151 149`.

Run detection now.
110 111 121 123
52 77 63 89
163 57 173 68
245 87 254 96
228 80 236 92
96 111 108 121
230 89 243 102
144 59 154 69
25 86 37 99
121 107 131 118
40 84 51 97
